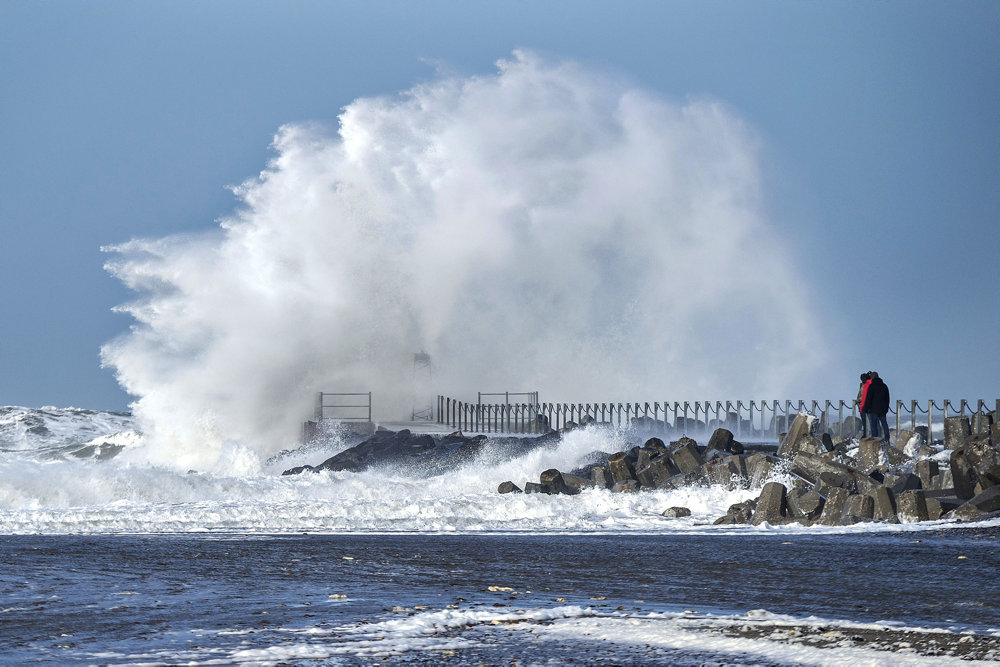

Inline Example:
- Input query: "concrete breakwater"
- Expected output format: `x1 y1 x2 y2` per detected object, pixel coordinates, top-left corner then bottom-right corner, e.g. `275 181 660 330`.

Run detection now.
500 412 1000 526
283 411 1000 527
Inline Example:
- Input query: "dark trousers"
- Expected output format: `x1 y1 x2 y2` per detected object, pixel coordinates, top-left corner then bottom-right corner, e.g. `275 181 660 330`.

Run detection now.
868 412 890 443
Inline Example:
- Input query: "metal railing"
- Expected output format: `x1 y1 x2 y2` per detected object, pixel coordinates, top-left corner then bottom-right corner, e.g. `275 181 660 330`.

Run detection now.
315 392 372 422
436 395 1000 441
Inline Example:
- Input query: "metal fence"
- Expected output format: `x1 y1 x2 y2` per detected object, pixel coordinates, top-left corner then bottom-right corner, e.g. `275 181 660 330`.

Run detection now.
315 392 372 422
436 395 1000 442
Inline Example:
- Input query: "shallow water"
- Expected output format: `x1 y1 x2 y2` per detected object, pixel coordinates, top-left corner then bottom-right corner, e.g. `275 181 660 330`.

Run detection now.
3 530 998 664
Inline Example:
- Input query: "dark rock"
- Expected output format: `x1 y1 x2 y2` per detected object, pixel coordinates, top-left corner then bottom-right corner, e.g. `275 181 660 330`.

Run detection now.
524 481 546 494
751 482 789 525
281 465 314 476
730 440 746 455
661 506 691 518
728 499 757 524
498 481 523 494
643 437 668 455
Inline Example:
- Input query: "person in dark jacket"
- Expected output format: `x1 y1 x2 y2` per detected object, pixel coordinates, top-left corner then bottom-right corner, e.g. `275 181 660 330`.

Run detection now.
856 372 871 437
865 371 891 443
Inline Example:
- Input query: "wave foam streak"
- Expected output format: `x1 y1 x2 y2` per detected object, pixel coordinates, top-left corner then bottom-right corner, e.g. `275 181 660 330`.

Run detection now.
101 50 829 468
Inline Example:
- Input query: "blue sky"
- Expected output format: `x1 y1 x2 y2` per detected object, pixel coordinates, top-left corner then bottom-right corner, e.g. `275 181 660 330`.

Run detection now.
2 0 998 412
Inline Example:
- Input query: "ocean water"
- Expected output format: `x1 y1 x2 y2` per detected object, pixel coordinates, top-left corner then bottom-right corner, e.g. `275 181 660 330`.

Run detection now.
2 406 1000 665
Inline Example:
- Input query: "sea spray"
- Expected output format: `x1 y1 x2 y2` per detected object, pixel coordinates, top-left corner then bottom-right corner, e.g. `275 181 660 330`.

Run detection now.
102 50 830 469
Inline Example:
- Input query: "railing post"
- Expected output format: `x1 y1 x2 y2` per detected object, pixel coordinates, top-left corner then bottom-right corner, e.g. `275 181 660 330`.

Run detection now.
895 400 901 437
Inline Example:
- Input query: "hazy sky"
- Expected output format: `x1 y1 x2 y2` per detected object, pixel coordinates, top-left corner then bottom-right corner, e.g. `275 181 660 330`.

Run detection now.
2 0 998 413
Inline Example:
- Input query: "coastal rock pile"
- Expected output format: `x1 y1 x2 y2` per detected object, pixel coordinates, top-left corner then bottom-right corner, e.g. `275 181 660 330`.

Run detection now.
500 412 1000 526
282 427 560 477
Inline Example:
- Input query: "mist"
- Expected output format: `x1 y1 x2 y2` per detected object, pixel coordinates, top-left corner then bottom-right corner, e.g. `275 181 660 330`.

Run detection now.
102 51 829 470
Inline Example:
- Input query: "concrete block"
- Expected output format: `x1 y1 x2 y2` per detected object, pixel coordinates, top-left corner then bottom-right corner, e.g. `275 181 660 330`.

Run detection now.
590 465 612 489
787 489 824 521
950 448 980 500
915 460 939 490
790 452 853 486
636 454 680 489
896 490 929 523
869 486 898 523
843 494 875 522
777 412 816 458
818 487 850 525
949 485 1000 520
964 434 1000 487
540 469 580 495
607 451 636 485
706 428 735 453
670 440 704 474
926 497 944 521
745 452 779 487
856 437 886 471
560 472 597 493
889 472 922 495
751 482 789 525
944 416 971 449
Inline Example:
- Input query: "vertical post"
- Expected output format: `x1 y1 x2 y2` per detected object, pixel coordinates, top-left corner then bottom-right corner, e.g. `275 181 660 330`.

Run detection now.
895 400 901 437
316 392 323 421
838 400 844 438
368 392 372 423
929 400 934 446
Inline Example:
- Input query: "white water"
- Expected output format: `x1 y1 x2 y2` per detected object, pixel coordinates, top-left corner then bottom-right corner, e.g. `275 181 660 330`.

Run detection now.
4 405 994 536
100 50 832 471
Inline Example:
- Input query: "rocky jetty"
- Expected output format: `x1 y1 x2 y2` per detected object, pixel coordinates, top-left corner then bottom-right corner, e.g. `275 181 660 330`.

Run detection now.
500 412 1000 526
282 426 562 477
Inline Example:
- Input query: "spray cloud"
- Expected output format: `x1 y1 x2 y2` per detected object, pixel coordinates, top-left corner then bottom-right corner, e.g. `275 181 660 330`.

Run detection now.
103 51 829 470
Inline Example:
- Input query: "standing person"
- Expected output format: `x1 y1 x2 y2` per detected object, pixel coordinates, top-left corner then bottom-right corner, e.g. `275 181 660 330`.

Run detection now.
856 372 871 437
865 371 891 444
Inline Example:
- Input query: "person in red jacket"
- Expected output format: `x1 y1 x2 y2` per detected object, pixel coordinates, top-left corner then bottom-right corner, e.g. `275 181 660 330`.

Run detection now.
856 372 872 437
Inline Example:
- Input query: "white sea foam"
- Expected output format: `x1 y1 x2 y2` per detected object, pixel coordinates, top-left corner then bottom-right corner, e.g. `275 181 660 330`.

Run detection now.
5 406 999 535
100 50 832 470
129 604 998 666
